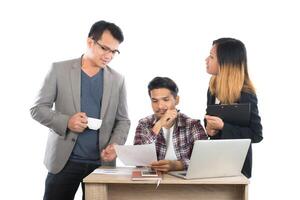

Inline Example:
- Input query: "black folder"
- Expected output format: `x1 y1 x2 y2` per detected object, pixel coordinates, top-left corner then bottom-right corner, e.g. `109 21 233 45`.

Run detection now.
206 103 251 126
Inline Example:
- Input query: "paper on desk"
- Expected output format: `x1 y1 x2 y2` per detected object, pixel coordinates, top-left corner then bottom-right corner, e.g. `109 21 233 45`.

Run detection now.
115 143 157 166
92 167 134 175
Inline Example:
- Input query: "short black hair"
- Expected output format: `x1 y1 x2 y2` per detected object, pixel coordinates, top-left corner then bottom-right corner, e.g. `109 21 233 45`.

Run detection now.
88 20 124 43
148 77 179 98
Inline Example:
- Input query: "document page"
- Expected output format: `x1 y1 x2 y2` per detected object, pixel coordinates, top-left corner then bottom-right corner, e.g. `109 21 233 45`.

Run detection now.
92 167 134 175
115 143 157 166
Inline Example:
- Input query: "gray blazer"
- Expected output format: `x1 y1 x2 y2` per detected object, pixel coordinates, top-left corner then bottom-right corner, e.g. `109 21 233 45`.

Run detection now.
30 57 130 174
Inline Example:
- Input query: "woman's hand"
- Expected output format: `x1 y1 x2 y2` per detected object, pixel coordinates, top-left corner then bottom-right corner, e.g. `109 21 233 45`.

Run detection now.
205 115 224 136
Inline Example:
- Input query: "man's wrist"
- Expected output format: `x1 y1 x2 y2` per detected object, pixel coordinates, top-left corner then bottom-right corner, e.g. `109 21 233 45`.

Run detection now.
152 121 162 135
173 160 184 171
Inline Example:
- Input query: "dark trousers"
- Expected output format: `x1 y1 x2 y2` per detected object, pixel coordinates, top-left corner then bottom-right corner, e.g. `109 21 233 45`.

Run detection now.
43 161 100 200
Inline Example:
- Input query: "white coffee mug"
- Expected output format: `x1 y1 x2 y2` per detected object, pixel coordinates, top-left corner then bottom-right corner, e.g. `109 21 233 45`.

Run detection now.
87 117 102 130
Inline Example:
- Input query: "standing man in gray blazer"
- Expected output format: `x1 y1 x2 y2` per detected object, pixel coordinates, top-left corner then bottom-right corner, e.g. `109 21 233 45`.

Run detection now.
30 20 130 200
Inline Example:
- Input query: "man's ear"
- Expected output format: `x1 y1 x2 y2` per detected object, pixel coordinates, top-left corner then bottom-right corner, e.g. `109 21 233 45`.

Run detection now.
87 37 94 48
175 96 180 105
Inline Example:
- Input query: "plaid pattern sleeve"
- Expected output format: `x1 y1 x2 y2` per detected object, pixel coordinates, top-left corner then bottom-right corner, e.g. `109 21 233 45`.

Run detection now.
134 115 159 145
174 114 208 169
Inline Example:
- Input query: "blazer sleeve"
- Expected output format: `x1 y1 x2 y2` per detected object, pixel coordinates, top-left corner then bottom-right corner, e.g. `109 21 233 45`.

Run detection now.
108 78 131 145
30 64 69 136
212 92 263 143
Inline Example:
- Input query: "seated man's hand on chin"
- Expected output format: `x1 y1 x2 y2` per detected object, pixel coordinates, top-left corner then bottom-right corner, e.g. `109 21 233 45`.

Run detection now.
150 160 184 172
152 109 178 134
160 109 178 128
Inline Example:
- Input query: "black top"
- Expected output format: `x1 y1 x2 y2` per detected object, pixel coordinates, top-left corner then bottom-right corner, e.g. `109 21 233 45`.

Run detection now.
206 90 263 178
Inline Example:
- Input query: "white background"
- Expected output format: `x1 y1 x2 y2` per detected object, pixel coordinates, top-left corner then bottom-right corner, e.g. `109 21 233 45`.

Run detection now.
0 0 299 199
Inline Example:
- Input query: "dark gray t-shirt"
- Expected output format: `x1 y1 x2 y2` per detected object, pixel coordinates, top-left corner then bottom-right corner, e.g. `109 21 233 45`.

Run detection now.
70 69 103 164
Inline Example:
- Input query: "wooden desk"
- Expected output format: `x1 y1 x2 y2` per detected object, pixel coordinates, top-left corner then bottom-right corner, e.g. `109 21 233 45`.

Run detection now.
84 167 249 200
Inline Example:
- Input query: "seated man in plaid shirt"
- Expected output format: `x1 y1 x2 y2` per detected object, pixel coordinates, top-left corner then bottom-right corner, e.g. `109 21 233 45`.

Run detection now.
134 77 207 172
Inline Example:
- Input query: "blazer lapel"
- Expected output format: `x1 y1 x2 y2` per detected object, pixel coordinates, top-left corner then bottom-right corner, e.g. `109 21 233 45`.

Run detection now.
207 90 215 105
101 67 112 118
70 59 81 112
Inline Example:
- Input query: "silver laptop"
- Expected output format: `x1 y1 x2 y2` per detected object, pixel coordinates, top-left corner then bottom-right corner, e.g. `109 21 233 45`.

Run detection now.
169 139 250 179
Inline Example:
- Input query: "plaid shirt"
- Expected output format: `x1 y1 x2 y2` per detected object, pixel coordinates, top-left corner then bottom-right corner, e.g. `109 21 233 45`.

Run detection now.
134 113 207 169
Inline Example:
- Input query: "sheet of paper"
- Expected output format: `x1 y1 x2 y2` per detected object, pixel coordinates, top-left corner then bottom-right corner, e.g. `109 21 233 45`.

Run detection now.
115 143 157 166
92 167 134 175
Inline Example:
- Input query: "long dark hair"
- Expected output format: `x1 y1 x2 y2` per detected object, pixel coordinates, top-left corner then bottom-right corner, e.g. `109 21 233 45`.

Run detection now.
209 38 255 104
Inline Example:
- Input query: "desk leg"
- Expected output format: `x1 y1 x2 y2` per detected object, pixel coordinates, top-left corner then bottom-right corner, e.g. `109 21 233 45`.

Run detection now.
85 183 107 200
243 184 248 200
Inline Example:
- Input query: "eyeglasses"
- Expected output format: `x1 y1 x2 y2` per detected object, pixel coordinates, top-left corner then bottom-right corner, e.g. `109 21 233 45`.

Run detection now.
94 40 120 55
